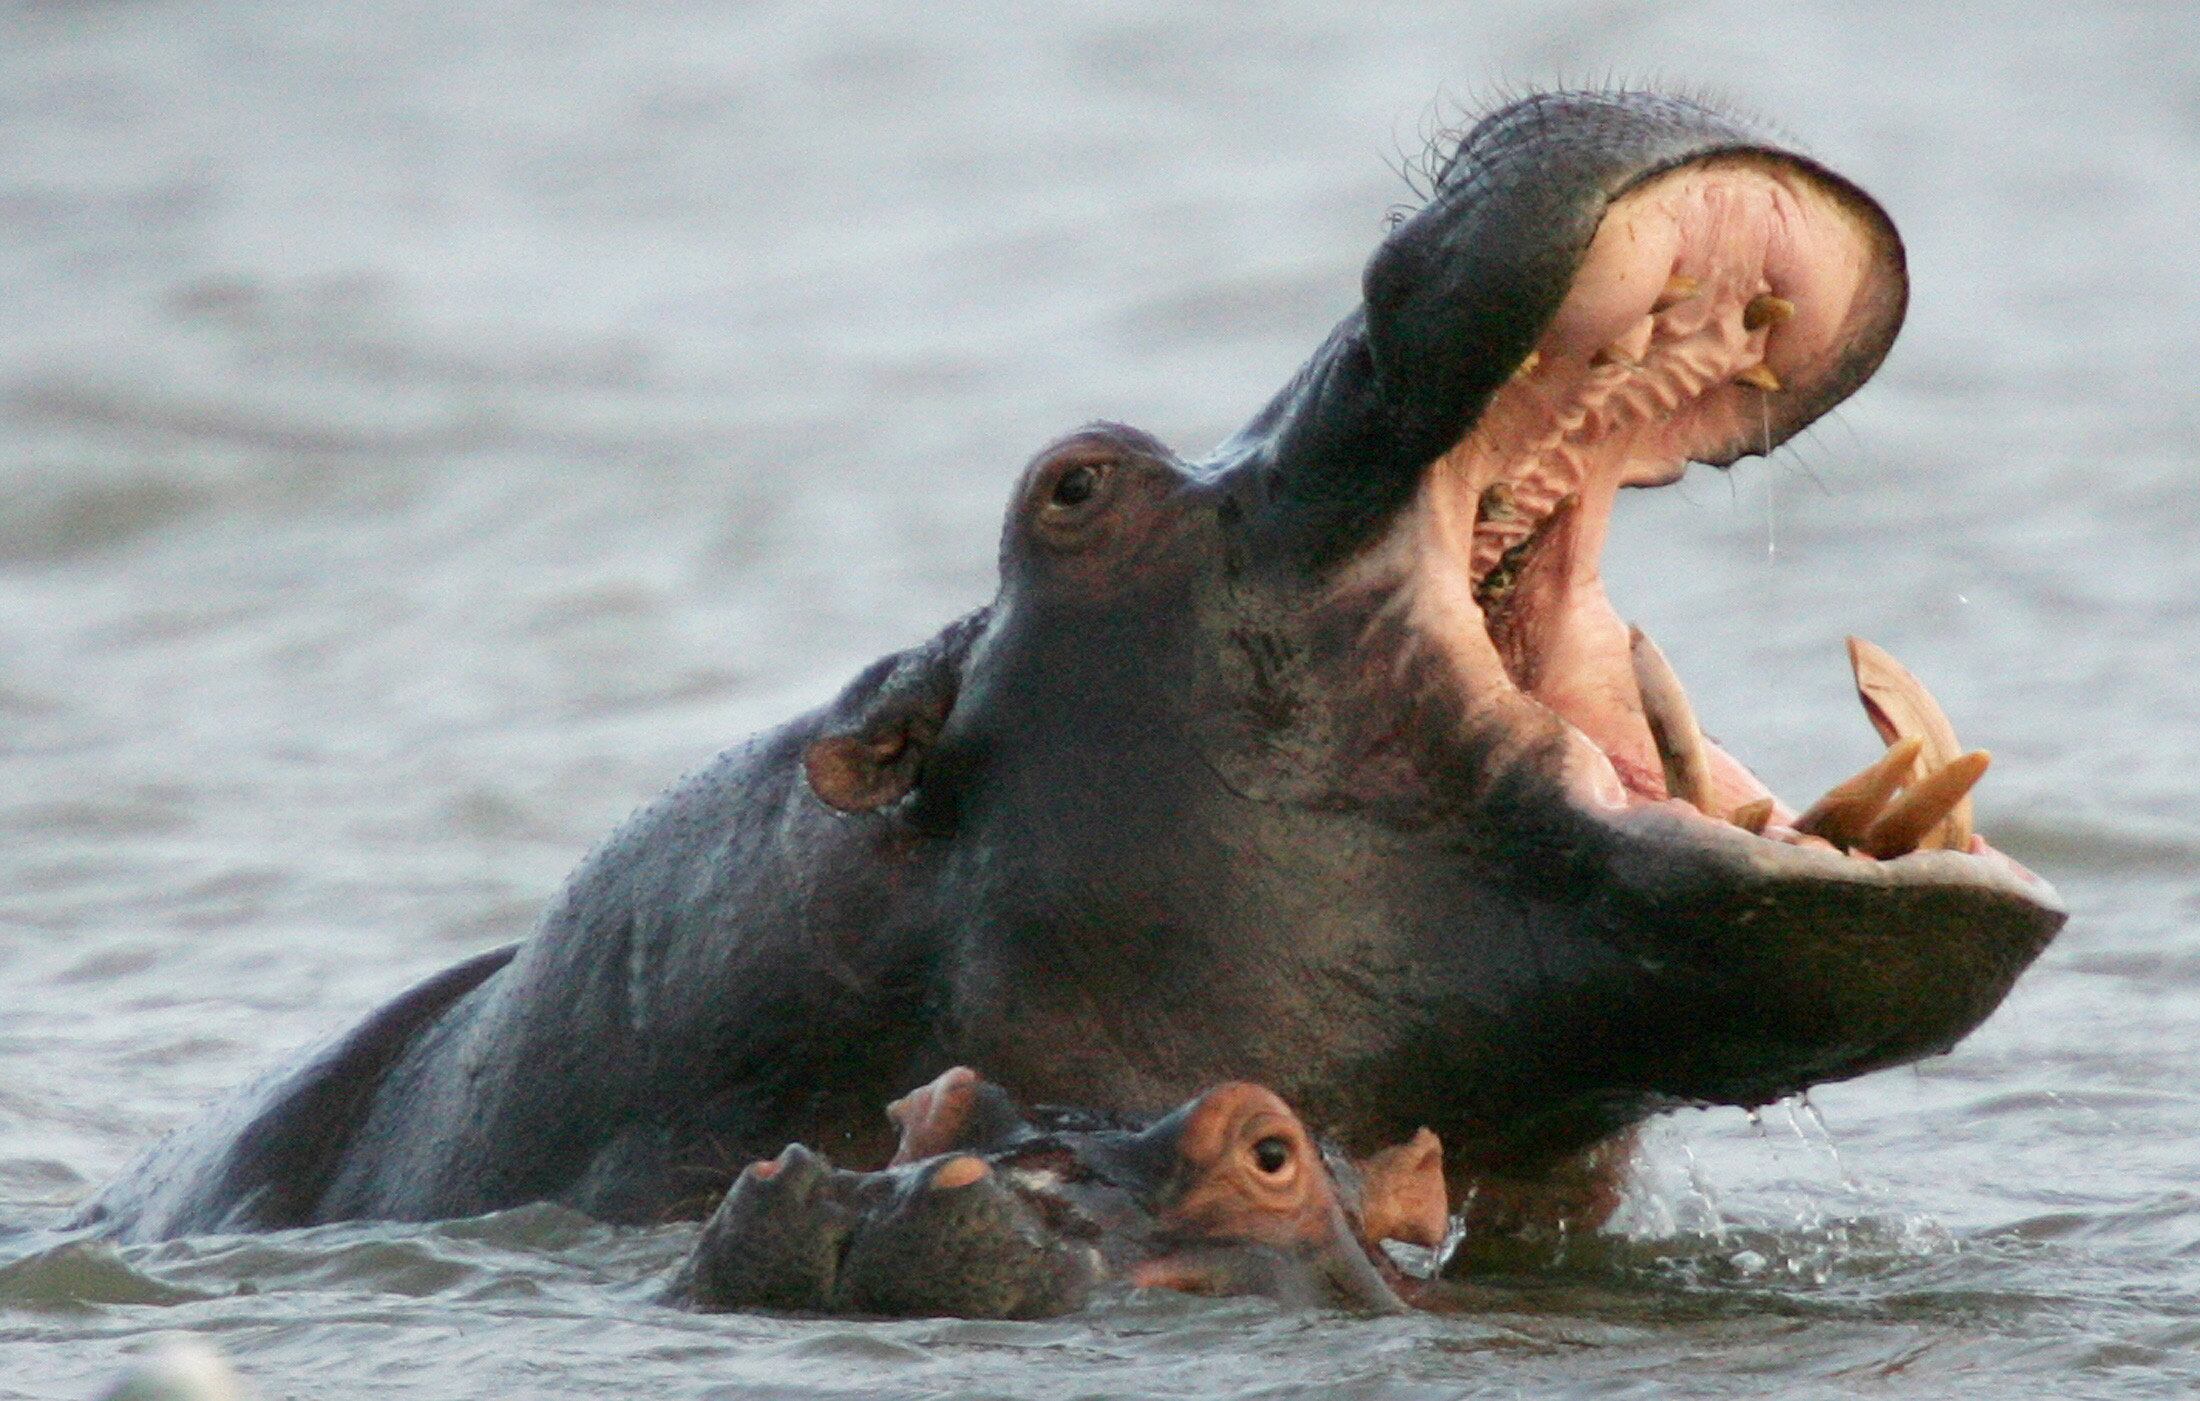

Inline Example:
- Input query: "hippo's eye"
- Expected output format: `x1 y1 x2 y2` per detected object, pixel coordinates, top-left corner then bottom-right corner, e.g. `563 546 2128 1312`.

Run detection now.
1251 1136 1292 1176
1027 450 1129 550
1049 462 1106 509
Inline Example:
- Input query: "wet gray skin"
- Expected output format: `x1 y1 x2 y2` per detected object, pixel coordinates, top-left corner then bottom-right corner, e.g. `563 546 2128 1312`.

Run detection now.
671 1143 1105 1320
74 90 2064 1255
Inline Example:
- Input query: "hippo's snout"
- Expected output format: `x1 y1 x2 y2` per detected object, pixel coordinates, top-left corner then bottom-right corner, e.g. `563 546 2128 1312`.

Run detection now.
834 1157 1102 1319
676 1144 851 1314
681 1142 1100 1319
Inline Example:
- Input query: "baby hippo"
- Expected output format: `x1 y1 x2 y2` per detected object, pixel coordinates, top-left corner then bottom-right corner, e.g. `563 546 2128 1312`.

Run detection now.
668 1068 1450 1318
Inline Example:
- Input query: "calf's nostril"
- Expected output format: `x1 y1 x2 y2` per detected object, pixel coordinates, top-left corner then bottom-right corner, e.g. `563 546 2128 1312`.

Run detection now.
930 1155 991 1190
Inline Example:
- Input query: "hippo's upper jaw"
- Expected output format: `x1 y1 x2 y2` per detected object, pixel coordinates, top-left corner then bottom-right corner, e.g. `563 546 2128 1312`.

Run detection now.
1323 96 1960 850
1191 92 2064 1165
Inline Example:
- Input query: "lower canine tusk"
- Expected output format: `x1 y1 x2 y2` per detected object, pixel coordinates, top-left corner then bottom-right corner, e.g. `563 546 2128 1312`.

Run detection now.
1847 637 1974 849
1860 751 1992 858
1628 626 1716 813
1793 735 1925 849
1729 797 1775 834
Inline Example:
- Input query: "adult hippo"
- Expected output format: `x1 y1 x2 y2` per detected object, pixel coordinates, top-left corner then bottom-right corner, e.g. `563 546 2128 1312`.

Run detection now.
77 90 2064 1251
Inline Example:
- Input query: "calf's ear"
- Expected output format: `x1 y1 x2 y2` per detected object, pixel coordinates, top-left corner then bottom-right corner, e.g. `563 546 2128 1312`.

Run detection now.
1355 1128 1449 1250
885 1067 986 1165
803 610 985 814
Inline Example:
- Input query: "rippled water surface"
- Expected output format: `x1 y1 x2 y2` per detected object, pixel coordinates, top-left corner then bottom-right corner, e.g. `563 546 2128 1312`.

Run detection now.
4 3 2197 1397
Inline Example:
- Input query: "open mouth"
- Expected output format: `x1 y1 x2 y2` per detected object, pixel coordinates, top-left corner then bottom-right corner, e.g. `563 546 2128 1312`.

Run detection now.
1349 155 2037 880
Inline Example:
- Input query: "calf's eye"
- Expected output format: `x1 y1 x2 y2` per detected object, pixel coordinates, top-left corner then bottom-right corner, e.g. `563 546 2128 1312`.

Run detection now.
1051 463 1104 508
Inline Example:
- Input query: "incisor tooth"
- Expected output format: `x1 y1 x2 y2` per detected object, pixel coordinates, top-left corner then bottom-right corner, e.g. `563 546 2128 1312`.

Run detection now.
1729 797 1775 834
1792 736 1924 849
1604 314 1655 366
1655 274 1701 309
1628 627 1715 813
1736 363 1782 392
1743 294 1796 330
1511 349 1542 380
1847 637 1972 848
1860 751 1992 859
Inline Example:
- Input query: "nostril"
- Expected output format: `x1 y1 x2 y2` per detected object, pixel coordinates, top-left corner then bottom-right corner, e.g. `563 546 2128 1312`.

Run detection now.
759 1141 832 1196
931 1155 991 1190
1252 1136 1292 1175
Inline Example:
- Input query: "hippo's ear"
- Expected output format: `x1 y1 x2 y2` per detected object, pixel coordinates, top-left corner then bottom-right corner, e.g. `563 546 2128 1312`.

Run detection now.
886 1066 1037 1165
885 1066 986 1164
1354 1128 1449 1250
803 611 985 814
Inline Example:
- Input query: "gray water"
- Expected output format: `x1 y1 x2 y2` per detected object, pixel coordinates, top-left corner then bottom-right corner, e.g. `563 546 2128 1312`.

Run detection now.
3 3 2196 1397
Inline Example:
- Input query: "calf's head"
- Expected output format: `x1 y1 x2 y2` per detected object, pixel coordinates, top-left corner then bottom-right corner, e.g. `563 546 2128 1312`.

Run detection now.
677 1069 1448 1318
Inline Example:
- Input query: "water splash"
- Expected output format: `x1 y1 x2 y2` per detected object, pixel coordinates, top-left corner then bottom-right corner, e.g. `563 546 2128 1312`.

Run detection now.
1602 1099 1972 1293
1429 1185 1477 1278
1791 1094 1865 1194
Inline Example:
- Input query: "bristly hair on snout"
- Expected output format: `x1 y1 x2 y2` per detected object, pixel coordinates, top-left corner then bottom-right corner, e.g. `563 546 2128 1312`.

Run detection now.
1381 81 1804 229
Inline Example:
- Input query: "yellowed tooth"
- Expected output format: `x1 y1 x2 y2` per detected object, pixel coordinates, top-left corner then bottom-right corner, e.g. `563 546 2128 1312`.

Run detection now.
1477 481 1519 523
1655 273 1701 309
1846 637 1972 848
1729 796 1775 834
1601 314 1655 366
1736 363 1782 392
1628 626 1715 813
1743 294 1796 331
1792 736 1925 849
1860 751 1992 859
1511 349 1541 380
